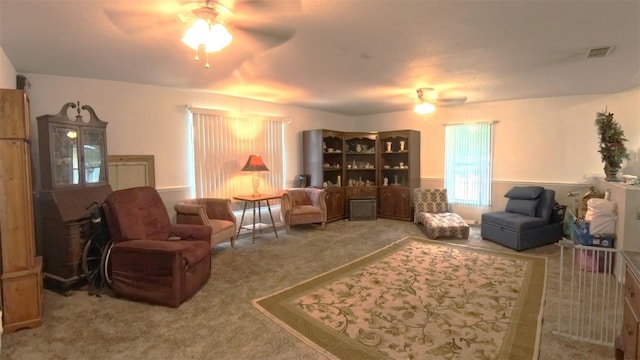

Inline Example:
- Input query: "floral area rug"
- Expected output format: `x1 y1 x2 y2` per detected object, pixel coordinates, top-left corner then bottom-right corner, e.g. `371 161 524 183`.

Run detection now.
252 236 547 360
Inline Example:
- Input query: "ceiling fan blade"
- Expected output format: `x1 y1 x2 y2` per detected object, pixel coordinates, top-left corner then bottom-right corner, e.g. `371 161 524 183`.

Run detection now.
232 0 302 16
233 20 296 48
436 96 468 106
103 4 186 35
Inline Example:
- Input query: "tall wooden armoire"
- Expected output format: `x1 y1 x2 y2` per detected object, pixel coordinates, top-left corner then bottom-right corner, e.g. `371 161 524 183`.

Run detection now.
0 89 43 332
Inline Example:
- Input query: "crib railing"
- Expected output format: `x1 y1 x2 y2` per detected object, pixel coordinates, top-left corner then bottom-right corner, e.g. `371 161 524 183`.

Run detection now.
554 239 623 347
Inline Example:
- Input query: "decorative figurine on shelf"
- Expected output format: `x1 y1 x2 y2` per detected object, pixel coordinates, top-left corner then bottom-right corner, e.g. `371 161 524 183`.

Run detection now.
386 142 392 152
383 177 389 186
400 140 406 151
356 144 363 153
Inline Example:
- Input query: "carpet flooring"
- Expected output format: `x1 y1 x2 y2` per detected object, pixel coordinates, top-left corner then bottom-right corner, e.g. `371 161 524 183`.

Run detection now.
1 219 616 359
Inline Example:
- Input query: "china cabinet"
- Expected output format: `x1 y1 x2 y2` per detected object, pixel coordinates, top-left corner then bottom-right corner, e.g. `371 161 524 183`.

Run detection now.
344 133 377 187
0 89 43 332
377 130 420 221
303 129 419 222
37 102 112 292
343 133 378 216
302 129 345 221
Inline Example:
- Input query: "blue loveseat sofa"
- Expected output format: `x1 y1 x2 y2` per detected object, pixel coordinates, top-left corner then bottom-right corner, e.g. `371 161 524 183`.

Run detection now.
481 186 563 251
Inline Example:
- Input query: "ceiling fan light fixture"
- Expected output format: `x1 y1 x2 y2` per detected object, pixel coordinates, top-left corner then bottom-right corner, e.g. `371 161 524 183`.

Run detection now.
182 19 210 50
414 102 435 115
204 23 232 52
182 17 232 67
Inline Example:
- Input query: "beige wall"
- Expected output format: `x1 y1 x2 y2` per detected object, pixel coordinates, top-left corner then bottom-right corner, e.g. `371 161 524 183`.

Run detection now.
15 72 640 223
23 74 358 194
0 46 16 89
363 88 640 183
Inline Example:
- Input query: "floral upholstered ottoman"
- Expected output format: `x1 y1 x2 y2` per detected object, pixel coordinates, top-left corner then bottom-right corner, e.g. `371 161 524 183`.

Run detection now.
413 188 469 239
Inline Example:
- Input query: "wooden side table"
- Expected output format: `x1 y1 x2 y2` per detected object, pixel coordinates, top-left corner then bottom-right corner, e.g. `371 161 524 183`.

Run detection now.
233 194 281 242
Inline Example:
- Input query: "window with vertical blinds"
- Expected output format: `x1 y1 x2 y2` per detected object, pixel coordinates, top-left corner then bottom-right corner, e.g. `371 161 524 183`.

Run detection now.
189 108 284 203
444 122 493 207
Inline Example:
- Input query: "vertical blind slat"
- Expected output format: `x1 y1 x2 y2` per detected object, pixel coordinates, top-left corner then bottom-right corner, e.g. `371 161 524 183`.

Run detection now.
191 111 284 199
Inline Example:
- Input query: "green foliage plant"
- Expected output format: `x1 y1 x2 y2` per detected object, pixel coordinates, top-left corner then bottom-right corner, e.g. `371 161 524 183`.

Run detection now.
595 109 629 178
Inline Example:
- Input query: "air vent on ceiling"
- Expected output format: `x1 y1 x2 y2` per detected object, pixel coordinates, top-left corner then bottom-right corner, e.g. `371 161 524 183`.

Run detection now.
586 46 613 59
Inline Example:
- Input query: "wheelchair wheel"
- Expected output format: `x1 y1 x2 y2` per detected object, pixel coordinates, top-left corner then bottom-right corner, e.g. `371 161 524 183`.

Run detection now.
100 240 113 288
81 235 106 290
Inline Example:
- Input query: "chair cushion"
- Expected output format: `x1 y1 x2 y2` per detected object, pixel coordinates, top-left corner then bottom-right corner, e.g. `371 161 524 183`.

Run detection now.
208 219 235 234
482 211 548 231
505 198 539 217
289 190 313 205
416 212 470 239
413 188 448 213
291 205 323 215
535 189 556 221
106 186 172 242
504 186 544 200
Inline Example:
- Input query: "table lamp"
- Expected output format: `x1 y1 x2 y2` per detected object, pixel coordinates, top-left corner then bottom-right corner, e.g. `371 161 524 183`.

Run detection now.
241 155 269 197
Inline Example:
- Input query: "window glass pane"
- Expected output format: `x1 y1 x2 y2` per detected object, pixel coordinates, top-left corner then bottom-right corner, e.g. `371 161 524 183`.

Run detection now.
82 128 106 184
51 125 80 186
445 123 492 207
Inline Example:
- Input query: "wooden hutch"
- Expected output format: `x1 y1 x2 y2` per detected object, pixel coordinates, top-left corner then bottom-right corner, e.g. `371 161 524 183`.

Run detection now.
36 102 112 293
302 129 420 222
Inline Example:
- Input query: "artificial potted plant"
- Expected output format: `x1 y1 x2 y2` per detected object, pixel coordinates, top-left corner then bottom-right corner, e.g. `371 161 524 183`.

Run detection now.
595 109 629 181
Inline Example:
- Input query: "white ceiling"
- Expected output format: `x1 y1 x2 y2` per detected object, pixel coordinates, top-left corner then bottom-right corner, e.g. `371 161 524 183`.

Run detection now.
1 0 638 116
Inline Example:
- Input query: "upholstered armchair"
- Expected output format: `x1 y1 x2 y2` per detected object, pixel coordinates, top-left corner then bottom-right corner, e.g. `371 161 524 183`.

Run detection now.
413 188 469 239
103 186 212 307
281 188 327 233
174 198 237 248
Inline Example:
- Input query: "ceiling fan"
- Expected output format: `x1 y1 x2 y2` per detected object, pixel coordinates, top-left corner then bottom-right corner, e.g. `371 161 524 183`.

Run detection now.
414 87 468 114
103 0 299 67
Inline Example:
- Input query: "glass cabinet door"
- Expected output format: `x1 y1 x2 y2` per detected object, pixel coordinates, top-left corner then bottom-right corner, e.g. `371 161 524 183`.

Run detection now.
82 128 106 184
51 125 80 186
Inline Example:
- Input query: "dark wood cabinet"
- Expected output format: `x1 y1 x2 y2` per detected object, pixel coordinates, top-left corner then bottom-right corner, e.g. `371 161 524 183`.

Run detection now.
36 102 112 291
377 130 420 221
379 187 412 220
325 187 345 222
303 129 345 222
303 129 419 222
0 89 43 332
302 129 344 188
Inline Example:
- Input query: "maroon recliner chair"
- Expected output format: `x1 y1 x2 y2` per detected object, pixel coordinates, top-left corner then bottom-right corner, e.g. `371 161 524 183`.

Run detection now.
103 186 212 307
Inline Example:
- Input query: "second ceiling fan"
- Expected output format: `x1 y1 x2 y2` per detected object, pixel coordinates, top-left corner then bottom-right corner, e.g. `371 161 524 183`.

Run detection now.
414 88 468 114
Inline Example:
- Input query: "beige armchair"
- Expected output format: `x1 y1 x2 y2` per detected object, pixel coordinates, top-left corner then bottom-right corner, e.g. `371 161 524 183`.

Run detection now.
281 188 327 233
174 198 237 248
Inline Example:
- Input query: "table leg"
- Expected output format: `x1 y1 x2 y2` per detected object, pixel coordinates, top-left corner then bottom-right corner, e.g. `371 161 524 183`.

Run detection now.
236 201 248 238
251 201 257 243
266 199 279 238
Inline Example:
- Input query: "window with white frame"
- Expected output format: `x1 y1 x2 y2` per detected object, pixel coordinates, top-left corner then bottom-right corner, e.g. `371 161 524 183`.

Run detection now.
444 122 493 207
189 108 284 206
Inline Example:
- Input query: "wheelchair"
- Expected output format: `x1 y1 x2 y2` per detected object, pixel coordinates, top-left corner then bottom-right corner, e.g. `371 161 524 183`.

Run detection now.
81 201 113 295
